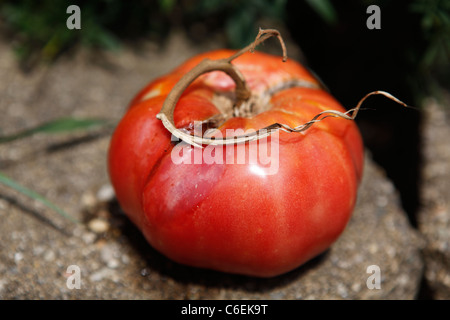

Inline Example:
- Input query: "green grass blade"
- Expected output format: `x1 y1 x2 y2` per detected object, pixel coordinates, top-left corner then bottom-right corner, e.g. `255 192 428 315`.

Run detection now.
0 117 110 143
0 171 79 224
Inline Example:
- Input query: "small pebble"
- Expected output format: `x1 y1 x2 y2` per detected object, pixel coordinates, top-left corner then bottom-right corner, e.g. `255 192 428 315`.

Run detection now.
81 192 97 208
82 232 96 245
351 282 362 292
33 246 45 256
0 279 8 295
121 254 130 265
107 259 120 269
140 268 150 276
0 199 7 210
100 244 120 269
88 218 109 234
14 252 23 262
96 184 115 202
89 267 119 282
337 283 348 298
44 250 55 262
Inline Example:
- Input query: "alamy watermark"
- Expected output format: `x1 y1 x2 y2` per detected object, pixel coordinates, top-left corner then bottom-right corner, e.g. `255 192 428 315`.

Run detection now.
66 4 381 31
169 122 280 175
367 5 381 29
63 263 382 291
66 5 81 30
66 264 81 289
366 265 381 289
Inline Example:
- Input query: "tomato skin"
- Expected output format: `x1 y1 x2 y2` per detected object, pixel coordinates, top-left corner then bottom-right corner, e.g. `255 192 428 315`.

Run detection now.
108 50 364 277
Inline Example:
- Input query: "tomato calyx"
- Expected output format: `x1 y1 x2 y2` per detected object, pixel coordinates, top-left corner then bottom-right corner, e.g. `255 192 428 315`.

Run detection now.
156 28 287 147
157 28 411 148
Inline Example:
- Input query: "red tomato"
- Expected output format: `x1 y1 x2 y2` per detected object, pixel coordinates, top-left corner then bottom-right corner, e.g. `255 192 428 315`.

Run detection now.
108 49 364 277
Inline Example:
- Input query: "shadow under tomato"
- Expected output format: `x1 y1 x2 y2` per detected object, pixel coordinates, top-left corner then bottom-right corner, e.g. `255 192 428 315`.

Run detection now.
106 198 327 293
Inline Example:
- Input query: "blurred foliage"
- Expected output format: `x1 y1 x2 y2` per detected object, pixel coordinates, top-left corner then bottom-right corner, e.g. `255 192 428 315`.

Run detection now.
1 0 137 68
0 117 110 143
180 0 318 48
410 0 450 97
304 0 338 25
0 0 337 67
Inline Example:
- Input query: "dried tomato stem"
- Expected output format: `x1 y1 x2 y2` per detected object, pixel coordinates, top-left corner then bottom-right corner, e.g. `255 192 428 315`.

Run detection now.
226 28 288 63
157 28 287 147
274 91 411 134
156 29 410 148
